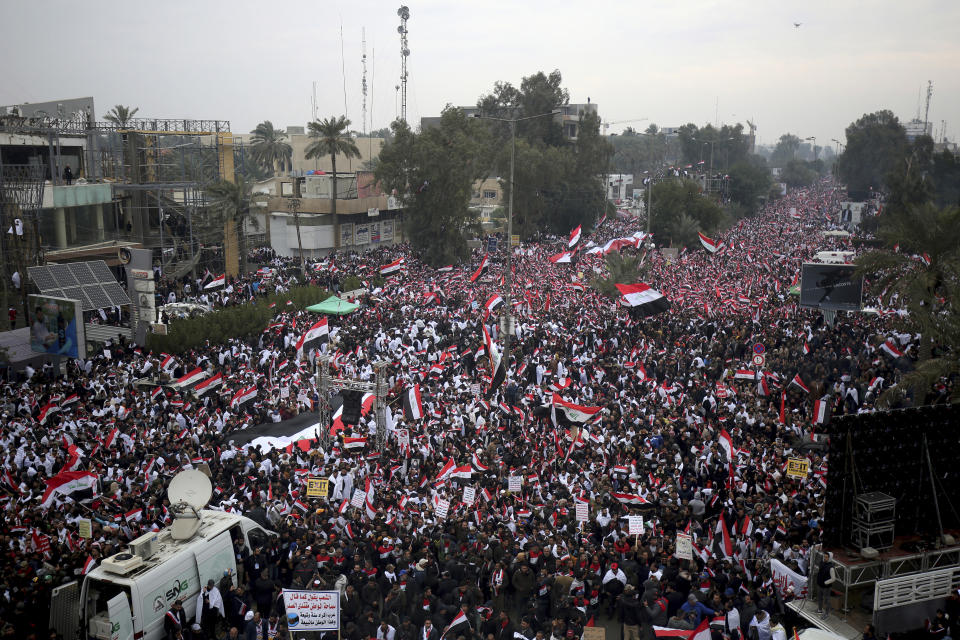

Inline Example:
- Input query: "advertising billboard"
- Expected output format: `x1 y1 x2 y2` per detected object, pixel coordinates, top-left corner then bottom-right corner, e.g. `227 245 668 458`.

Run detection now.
799 263 863 312
29 295 86 358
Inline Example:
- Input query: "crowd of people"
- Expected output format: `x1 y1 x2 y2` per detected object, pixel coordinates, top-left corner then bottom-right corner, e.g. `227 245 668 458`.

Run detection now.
2 178 941 640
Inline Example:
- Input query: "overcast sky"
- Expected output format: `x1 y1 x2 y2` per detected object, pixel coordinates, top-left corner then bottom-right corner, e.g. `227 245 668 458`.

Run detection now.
2 0 958 149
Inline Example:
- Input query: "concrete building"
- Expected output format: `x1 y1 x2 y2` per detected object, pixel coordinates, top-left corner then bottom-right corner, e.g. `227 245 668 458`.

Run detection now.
250 175 401 259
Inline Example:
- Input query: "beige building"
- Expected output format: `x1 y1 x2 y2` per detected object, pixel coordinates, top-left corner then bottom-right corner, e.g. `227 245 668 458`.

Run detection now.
234 126 385 175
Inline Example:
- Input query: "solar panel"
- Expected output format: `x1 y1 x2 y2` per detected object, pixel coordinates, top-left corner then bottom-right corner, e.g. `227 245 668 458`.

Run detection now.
83 285 112 310
69 262 98 285
60 286 92 310
88 261 115 282
28 266 58 292
48 263 80 287
101 282 131 306
42 288 64 300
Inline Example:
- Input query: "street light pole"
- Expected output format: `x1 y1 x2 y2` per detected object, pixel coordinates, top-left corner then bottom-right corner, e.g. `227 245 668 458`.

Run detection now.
806 136 818 162
475 109 559 371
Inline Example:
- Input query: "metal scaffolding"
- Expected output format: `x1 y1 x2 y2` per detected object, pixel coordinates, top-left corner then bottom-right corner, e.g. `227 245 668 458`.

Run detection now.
316 356 391 448
0 164 45 328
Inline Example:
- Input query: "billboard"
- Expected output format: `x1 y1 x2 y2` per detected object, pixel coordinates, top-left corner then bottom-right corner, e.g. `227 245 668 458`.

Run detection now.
800 263 863 311
355 223 369 245
340 222 354 247
381 219 394 243
29 295 85 358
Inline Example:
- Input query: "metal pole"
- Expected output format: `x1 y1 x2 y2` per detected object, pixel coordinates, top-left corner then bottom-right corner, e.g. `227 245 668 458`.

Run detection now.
646 174 652 236
923 435 945 544
503 119 515 367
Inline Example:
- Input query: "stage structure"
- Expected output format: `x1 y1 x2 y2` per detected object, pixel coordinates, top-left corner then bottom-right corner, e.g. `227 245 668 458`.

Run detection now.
316 355 390 448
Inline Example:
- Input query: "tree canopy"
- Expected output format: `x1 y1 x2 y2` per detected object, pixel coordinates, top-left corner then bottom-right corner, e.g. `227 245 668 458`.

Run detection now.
649 179 724 248
836 110 908 199
770 133 802 167
676 122 751 170
249 121 292 176
104 105 139 127
375 109 489 266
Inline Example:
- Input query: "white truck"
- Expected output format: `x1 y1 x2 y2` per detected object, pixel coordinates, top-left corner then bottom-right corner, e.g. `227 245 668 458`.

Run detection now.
50 471 275 640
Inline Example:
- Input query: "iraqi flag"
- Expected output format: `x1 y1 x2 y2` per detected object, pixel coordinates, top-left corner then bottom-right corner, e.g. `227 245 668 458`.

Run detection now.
880 339 904 358
615 283 670 317
484 294 504 315
698 231 720 254
789 374 810 394
380 257 405 276
230 386 257 408
716 513 734 559
548 250 574 264
295 317 329 357
194 373 223 396
445 609 470 635
343 436 368 449
470 254 489 283
733 369 756 381
813 396 832 424
82 556 96 575
437 265 454 273
38 402 60 425
403 384 424 421
62 393 79 407
611 493 649 506
175 367 207 388
569 225 582 248
551 393 601 423
718 429 734 464
204 274 226 289
41 471 98 508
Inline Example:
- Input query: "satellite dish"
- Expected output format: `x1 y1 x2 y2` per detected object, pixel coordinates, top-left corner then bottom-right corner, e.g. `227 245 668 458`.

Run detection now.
168 469 212 511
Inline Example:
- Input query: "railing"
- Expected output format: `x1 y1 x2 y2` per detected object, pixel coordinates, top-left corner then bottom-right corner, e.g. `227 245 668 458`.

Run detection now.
0 114 230 135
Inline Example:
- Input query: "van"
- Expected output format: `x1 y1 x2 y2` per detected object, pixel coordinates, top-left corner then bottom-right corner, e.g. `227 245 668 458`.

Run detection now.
50 472 274 640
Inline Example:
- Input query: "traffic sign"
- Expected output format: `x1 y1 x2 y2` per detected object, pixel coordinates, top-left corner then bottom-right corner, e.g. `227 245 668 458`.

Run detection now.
753 343 765 355
752 354 766 367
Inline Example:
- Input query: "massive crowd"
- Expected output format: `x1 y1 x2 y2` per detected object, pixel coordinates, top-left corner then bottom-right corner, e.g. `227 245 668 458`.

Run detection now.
2 179 941 640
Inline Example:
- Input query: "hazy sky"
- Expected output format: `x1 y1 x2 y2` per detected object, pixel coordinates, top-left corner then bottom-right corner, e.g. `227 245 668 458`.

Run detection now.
2 0 958 149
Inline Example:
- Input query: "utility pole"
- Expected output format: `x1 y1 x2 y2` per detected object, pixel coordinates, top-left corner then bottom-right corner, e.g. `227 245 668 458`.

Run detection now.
287 196 305 274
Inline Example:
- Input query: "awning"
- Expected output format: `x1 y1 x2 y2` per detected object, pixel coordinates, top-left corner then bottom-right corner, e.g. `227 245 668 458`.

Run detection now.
306 294 359 315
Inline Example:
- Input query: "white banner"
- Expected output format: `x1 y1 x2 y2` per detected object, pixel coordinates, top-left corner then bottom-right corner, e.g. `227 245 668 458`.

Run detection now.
282 589 340 631
575 501 589 522
508 476 522 492
628 515 644 535
770 558 808 598
463 486 476 505
675 533 693 560
350 489 367 509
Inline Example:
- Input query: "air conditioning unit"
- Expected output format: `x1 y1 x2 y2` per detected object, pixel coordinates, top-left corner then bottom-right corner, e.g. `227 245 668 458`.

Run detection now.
128 532 159 560
101 552 144 575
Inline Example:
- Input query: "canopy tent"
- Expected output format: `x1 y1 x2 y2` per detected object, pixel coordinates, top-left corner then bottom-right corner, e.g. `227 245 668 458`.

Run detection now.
306 295 359 315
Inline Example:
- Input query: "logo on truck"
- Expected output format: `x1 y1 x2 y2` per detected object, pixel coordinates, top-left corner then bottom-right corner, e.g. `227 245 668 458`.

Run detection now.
165 579 189 602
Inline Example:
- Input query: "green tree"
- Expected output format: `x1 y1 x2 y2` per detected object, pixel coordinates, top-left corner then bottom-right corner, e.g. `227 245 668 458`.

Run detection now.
854 203 960 406
780 158 817 187
676 122 751 169
376 110 491 266
727 155 772 214
770 133 802 167
205 176 258 275
104 104 139 127
305 116 361 222
649 179 724 247
836 110 908 199
249 121 293 176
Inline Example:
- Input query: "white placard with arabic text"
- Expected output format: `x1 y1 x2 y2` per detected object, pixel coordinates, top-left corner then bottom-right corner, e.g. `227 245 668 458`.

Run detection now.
350 489 367 509
282 589 340 631
627 515 644 535
575 501 589 522
463 486 476 505
508 476 522 492
435 498 450 520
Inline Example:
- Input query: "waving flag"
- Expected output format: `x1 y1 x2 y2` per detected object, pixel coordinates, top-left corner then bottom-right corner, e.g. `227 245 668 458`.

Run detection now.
484 294 504 315
551 393 601 423
789 374 810 394
615 283 671 316
38 402 60 425
880 339 903 358
470 254 490 283
41 471 98 508
230 386 257 407
611 493 649 506
175 367 207 388
733 369 756 381
194 373 223 395
482 325 506 395
204 274 226 289
813 396 832 424
403 384 424 420
295 317 329 357
698 231 720 254
380 258 405 276
569 225 582 248
343 437 368 449
548 250 574 264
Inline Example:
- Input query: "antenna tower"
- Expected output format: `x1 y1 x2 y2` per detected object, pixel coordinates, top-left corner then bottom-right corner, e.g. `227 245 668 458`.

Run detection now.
397 6 410 123
361 28 368 135
923 80 933 135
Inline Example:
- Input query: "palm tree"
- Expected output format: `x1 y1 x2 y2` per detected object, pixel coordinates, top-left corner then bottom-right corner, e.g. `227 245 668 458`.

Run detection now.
205 177 258 276
249 121 293 176
104 105 139 127
305 116 361 224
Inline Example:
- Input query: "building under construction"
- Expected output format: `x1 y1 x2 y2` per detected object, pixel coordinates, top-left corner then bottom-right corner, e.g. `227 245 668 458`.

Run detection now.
0 98 242 296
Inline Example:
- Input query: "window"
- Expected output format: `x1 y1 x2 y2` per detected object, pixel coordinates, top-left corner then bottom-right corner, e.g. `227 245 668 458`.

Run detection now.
483 190 497 199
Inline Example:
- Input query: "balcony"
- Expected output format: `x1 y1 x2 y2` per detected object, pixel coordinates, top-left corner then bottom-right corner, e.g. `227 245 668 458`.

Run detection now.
42 182 113 208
